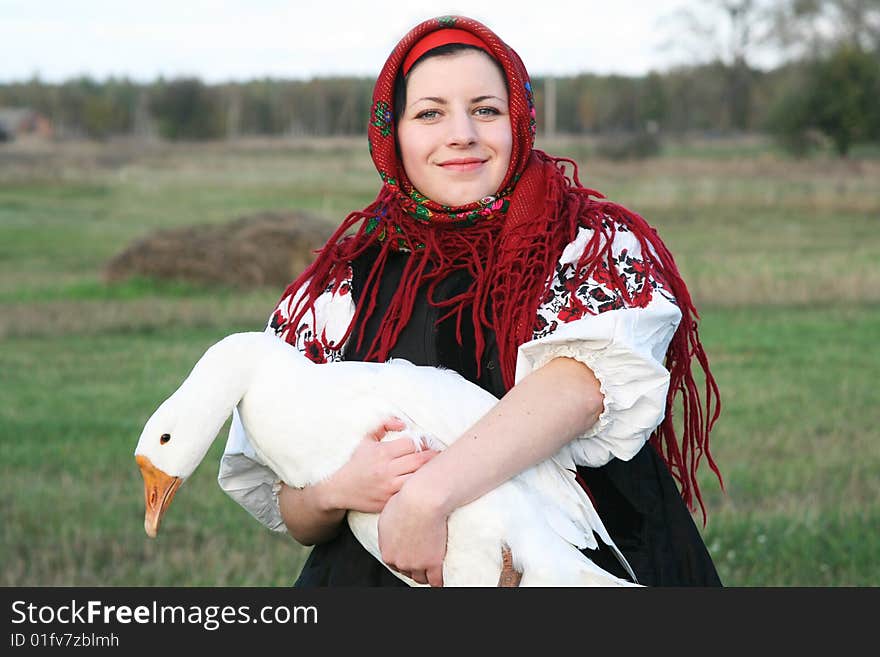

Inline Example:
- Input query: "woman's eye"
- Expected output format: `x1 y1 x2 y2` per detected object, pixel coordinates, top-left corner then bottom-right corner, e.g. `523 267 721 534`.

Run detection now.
474 106 501 117
415 110 440 120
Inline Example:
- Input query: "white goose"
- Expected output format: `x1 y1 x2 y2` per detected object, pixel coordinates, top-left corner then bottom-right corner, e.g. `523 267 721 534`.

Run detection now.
134 331 638 587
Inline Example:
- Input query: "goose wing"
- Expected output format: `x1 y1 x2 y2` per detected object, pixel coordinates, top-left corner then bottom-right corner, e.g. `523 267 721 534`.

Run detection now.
367 358 499 448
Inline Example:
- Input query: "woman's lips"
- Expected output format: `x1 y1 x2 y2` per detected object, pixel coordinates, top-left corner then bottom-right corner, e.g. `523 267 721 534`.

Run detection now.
438 158 487 172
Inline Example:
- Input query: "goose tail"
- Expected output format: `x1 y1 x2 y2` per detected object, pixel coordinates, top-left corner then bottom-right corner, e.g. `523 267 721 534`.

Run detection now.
508 513 640 587
515 455 639 583
500 472 641 588
517 548 641 587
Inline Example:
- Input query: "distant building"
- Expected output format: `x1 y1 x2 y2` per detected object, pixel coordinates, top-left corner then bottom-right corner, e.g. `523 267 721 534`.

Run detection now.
0 107 54 141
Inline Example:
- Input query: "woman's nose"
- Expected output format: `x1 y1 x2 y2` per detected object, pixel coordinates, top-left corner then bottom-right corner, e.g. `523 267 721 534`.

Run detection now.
446 111 478 147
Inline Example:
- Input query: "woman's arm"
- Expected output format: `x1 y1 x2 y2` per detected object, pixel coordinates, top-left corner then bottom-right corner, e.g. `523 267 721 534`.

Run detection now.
277 480 346 546
377 356 604 586
278 417 439 545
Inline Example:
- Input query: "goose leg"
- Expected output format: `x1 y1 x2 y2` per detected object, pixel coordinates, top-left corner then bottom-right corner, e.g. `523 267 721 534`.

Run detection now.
497 546 522 587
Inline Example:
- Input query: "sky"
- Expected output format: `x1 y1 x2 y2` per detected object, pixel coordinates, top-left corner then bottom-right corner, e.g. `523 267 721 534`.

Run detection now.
0 0 751 83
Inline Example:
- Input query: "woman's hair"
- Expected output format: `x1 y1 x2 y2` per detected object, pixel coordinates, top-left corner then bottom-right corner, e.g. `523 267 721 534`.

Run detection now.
392 44 508 124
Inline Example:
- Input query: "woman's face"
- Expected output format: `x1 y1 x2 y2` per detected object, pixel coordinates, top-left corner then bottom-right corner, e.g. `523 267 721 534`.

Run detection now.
397 50 512 207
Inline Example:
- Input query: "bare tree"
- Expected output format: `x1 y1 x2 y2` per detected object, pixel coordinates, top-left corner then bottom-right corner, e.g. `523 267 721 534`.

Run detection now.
660 1 775 68
660 1 777 130
770 0 880 59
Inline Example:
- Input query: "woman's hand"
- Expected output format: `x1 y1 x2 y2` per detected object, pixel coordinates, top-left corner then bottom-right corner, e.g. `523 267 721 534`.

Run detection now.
318 417 439 514
278 417 436 546
377 478 449 587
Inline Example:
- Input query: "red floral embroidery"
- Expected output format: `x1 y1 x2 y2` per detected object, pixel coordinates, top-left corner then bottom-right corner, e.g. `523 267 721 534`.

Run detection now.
558 294 589 322
303 338 327 364
265 266 353 364
269 309 287 336
532 221 674 340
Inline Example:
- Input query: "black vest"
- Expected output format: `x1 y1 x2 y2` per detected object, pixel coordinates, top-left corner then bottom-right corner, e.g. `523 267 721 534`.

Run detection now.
293 248 721 587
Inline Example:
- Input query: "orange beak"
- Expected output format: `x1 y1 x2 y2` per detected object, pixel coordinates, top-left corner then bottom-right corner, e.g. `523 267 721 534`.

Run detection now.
136 454 183 538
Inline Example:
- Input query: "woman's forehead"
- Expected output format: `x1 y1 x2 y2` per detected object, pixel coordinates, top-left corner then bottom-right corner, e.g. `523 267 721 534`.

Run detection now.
405 50 508 100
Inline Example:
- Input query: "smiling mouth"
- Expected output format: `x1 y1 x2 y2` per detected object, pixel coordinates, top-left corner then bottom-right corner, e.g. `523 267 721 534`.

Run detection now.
438 158 487 172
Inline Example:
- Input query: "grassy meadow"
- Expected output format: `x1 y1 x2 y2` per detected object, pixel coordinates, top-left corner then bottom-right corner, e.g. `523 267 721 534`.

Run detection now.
1 135 878 586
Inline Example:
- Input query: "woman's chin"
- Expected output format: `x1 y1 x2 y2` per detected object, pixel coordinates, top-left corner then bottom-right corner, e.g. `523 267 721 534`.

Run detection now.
437 197 477 207
432 190 492 208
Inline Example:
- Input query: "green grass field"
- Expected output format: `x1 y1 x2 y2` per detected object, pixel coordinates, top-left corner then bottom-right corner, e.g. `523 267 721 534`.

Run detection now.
1 136 878 586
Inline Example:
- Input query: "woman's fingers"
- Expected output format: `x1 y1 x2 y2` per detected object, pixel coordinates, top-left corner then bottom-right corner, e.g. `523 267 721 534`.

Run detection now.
335 419 435 512
426 566 443 588
365 416 407 441
408 570 429 585
389 449 438 476
497 546 522 587
381 436 423 458
390 473 413 494
391 566 436 587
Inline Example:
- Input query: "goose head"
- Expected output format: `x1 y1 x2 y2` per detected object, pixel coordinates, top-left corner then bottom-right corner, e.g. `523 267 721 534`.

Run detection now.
134 333 266 537
134 389 218 538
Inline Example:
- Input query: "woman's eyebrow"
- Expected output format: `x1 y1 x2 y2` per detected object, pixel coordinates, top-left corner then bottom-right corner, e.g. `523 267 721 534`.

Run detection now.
410 96 447 106
410 94 507 107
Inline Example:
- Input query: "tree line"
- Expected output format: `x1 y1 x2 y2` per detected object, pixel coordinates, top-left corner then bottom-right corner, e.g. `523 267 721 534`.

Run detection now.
1 0 878 156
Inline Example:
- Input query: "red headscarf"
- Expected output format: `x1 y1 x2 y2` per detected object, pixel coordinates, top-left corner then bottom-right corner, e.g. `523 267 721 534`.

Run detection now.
279 15 722 519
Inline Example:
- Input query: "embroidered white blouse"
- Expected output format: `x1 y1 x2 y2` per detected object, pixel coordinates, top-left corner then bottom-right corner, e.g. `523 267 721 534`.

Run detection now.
218 220 682 532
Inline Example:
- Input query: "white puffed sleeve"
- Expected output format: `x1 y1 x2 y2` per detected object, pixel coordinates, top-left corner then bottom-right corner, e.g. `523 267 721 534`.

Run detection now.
514 223 682 467
218 408 286 532
217 269 355 531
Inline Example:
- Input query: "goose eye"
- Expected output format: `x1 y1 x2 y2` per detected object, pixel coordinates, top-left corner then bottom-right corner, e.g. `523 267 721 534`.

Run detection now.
160 433 171 445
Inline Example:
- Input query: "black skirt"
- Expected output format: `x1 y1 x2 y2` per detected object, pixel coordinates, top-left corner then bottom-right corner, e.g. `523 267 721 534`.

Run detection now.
294 249 721 587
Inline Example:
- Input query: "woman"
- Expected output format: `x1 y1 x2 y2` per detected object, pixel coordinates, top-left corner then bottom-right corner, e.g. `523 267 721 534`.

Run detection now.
219 15 723 587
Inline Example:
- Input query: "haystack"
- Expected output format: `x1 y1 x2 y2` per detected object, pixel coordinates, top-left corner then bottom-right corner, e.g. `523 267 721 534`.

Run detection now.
104 210 335 288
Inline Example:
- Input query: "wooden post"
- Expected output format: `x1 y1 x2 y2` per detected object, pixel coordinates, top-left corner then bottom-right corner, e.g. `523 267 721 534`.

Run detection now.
545 75 557 138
